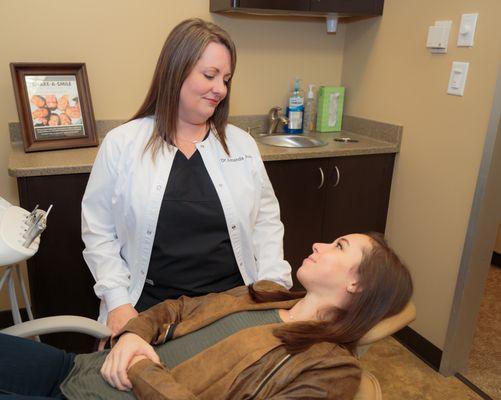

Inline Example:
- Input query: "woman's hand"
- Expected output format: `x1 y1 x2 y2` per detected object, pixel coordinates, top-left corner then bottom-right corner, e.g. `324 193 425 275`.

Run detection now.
101 332 160 391
98 304 139 350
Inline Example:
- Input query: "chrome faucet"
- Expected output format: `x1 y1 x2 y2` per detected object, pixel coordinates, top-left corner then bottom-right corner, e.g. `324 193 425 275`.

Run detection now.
267 106 289 135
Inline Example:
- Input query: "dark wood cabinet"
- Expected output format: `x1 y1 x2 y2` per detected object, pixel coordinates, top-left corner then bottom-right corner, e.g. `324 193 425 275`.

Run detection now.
16 152 394 351
211 0 384 16
309 0 384 15
265 158 329 289
265 153 395 289
211 0 309 13
322 154 395 241
237 0 309 11
18 174 98 353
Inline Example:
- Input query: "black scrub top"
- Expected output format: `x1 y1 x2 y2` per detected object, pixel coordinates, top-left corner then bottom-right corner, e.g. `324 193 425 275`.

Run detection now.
136 139 244 311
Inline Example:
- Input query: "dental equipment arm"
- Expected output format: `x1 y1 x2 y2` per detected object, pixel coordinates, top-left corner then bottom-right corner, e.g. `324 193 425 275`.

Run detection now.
0 197 112 340
0 197 51 265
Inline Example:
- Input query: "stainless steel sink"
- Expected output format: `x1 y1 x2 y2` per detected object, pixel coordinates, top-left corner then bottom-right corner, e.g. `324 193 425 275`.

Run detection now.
256 135 327 148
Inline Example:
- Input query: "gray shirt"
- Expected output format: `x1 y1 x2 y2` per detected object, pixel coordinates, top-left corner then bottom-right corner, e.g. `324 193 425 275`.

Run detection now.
61 309 281 399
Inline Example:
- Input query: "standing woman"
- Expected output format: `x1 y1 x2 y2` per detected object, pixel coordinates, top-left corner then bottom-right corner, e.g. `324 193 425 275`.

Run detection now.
82 19 292 336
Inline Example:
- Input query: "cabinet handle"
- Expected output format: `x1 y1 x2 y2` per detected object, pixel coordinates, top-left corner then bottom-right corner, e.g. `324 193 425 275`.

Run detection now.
317 167 325 189
332 165 340 187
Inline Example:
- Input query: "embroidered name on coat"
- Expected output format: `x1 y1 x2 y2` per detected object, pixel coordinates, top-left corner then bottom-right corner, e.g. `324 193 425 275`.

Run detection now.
220 155 252 163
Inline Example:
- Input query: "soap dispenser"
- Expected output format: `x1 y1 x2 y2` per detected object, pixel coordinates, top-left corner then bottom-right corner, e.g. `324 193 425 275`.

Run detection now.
303 84 316 133
286 78 304 134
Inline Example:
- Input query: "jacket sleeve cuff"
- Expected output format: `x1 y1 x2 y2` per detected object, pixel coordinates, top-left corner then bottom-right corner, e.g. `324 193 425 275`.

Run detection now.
128 359 198 400
113 317 158 345
103 287 131 313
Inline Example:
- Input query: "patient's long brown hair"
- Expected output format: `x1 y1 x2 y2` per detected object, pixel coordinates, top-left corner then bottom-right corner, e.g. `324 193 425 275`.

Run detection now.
130 18 237 157
249 232 413 353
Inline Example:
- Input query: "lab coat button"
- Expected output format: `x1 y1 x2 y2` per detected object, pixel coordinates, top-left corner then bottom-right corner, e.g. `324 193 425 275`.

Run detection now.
156 185 162 191
231 225 236 230
147 230 152 235
141 270 145 275
200 144 205 148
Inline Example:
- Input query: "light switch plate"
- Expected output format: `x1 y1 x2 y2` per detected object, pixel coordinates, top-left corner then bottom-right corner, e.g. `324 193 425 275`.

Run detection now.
447 61 469 96
457 13 478 47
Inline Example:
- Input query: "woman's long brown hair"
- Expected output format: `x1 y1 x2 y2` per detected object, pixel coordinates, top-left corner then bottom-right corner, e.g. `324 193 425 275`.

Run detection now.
249 232 413 353
130 18 237 157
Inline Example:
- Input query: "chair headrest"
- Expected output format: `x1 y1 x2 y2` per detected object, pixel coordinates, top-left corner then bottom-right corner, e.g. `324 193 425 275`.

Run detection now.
357 301 416 346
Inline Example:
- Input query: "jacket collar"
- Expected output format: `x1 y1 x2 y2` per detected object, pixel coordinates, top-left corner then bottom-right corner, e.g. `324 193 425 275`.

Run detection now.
173 282 300 338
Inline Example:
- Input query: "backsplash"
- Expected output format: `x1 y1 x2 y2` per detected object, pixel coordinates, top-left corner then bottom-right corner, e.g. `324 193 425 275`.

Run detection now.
9 115 402 147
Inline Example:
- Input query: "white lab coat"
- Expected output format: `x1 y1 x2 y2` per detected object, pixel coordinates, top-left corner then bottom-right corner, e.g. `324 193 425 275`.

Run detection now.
81 117 292 323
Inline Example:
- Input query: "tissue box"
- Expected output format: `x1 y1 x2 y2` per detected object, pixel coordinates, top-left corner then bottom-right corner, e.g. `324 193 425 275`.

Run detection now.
316 86 345 132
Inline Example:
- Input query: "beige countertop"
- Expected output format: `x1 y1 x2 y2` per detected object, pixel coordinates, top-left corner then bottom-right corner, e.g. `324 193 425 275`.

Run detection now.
8 116 402 177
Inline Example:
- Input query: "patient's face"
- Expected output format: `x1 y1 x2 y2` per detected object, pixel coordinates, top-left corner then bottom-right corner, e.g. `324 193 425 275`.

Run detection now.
297 234 371 296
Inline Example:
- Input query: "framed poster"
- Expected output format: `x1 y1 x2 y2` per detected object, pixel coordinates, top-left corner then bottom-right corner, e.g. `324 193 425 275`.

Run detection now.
10 63 98 152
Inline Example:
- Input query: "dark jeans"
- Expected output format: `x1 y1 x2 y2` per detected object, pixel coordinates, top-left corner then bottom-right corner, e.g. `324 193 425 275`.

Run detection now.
0 333 75 399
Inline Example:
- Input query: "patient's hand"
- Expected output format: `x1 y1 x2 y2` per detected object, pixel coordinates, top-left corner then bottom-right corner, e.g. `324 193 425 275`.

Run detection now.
101 332 160 391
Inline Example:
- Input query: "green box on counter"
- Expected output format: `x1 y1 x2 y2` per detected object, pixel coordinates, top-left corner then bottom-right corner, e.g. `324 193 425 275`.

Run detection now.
316 86 345 132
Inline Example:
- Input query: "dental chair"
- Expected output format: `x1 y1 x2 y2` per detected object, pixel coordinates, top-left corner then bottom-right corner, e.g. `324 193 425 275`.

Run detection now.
0 196 416 398
353 301 416 399
2 301 416 400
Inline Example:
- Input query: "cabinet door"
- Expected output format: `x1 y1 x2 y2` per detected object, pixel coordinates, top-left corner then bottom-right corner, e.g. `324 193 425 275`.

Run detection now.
322 154 395 242
265 158 329 289
309 0 384 15
238 0 309 11
18 174 99 353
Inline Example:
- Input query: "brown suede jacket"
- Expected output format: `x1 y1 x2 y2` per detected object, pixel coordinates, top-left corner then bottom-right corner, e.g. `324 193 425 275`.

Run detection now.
119 281 361 400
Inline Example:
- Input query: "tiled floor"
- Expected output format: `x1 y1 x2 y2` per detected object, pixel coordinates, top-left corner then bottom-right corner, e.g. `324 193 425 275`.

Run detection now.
361 337 482 400
463 266 501 400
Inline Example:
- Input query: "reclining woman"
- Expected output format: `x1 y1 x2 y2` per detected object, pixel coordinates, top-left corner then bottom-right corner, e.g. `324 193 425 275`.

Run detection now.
0 232 413 400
